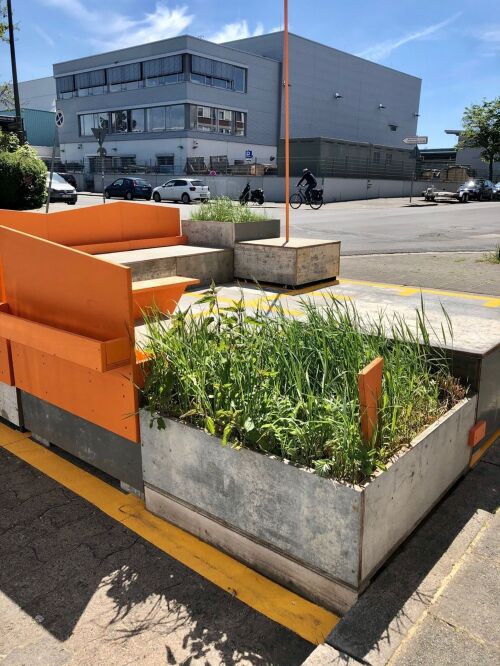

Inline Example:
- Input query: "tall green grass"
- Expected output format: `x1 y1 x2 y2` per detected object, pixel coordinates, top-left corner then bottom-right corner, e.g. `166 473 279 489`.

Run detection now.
191 196 268 223
142 291 465 485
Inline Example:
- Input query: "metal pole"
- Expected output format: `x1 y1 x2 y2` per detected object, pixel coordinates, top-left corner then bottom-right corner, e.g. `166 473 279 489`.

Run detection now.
6 0 23 142
409 171 414 204
101 151 105 204
45 131 57 214
283 0 290 241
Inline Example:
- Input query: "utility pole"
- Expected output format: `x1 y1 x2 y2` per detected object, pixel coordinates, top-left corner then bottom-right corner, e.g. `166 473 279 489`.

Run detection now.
6 0 24 143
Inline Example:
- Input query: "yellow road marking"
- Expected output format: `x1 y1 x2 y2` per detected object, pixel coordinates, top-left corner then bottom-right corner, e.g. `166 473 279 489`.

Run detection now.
340 278 500 307
469 428 500 468
0 430 338 645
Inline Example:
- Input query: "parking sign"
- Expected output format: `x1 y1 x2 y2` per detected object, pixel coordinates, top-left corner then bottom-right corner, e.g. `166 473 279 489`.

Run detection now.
245 149 253 159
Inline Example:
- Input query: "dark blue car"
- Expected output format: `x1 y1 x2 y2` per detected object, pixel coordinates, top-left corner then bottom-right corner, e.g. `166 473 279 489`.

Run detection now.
104 177 152 201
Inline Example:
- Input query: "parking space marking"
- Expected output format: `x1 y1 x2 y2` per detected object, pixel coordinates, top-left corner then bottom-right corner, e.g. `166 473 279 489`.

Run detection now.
0 430 339 645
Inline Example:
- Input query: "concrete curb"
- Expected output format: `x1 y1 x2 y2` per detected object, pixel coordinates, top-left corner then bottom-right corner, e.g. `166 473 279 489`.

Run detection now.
304 449 499 665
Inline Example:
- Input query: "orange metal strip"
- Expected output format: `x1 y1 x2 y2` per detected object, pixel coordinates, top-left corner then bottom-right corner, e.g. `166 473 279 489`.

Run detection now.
132 277 199 320
0 337 14 385
0 311 130 372
358 357 384 443
470 428 500 468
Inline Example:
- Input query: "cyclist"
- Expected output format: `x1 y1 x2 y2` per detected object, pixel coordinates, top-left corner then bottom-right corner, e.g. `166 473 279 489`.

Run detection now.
297 168 317 203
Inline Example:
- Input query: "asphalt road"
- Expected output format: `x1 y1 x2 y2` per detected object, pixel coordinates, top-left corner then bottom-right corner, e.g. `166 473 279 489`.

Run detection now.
39 195 500 256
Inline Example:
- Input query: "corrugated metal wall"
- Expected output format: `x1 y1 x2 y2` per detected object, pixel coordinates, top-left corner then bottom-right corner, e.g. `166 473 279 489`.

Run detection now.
2 108 55 146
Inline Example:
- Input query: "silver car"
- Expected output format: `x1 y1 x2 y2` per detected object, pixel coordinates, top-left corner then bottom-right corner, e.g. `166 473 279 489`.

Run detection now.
152 178 210 204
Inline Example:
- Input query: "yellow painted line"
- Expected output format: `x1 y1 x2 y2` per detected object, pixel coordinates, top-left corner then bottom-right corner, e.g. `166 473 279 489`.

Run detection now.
469 428 500 468
0 431 338 644
340 278 500 307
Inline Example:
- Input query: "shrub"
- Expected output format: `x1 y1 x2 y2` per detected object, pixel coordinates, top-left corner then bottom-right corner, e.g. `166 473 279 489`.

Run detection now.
142 292 465 485
191 196 268 223
0 140 47 210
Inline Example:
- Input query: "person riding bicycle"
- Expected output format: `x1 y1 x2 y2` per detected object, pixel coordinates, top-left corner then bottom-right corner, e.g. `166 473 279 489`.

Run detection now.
297 168 317 202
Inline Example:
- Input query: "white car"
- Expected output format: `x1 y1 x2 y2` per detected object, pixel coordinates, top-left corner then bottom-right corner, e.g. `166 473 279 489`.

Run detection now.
152 178 210 204
47 172 77 204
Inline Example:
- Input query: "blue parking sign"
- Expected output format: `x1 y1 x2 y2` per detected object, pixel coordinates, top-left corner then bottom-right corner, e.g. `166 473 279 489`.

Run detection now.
245 149 253 159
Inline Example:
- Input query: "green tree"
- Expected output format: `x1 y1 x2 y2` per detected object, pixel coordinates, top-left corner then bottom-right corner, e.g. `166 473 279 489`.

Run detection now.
0 1 14 108
458 98 500 181
0 129 47 209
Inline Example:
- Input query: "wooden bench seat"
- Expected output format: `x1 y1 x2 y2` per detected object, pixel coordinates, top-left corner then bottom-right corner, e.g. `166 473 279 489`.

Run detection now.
73 234 187 255
132 276 200 320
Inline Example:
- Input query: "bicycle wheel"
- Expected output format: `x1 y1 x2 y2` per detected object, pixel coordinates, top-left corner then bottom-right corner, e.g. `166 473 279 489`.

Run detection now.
309 196 324 210
289 193 302 209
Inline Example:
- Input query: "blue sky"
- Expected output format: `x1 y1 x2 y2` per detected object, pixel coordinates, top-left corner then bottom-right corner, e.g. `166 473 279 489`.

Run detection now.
1 0 499 147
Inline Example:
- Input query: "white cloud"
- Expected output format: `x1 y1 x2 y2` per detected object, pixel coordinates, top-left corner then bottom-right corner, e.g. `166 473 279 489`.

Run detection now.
41 1 194 50
34 25 55 47
208 20 265 44
358 13 462 62
476 25 500 52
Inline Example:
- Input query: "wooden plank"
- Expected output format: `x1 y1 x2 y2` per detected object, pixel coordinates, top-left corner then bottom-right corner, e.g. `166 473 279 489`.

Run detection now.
0 311 129 372
132 276 200 319
358 357 384 443
72 234 187 255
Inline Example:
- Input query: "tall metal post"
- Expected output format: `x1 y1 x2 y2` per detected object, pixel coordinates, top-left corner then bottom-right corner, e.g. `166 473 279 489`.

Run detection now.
6 0 23 142
283 0 290 242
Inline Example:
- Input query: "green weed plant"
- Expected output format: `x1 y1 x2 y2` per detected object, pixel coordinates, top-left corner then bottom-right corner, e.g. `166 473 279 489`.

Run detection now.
190 196 268 223
142 289 465 485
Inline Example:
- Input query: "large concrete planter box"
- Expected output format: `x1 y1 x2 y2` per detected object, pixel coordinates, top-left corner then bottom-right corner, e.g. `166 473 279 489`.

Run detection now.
182 219 281 249
141 396 477 614
234 237 341 286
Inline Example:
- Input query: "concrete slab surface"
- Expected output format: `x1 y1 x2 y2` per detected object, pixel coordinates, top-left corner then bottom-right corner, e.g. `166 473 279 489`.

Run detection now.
0 446 314 665
98 244 227 264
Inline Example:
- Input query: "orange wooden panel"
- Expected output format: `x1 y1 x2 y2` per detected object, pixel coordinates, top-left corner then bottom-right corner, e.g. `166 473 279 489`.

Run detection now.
0 226 134 343
72 234 187 255
0 202 181 248
358 356 384 443
132 277 199 319
11 342 139 441
0 311 130 372
0 337 14 385
468 420 486 447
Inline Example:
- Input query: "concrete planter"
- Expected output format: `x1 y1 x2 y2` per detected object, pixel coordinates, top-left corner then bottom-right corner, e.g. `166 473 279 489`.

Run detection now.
141 395 477 614
0 383 22 427
182 218 281 249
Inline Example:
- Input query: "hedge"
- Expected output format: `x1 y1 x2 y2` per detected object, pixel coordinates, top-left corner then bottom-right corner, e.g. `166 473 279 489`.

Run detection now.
0 145 47 210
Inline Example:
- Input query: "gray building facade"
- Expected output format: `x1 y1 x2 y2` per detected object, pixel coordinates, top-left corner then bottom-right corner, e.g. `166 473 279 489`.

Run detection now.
52 32 421 174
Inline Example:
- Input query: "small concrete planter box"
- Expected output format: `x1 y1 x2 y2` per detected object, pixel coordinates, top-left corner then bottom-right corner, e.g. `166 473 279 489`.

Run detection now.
234 237 341 286
141 396 476 614
182 219 281 249
0 383 23 427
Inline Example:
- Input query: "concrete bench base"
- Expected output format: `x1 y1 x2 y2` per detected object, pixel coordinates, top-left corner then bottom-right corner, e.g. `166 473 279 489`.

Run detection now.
234 237 341 287
99 245 233 286
21 391 143 492
182 219 281 248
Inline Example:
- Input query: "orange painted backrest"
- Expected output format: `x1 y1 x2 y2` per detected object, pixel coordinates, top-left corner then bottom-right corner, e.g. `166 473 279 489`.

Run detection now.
0 202 181 248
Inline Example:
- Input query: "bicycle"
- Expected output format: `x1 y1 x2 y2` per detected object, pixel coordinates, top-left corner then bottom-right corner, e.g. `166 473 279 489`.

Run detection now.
289 184 324 210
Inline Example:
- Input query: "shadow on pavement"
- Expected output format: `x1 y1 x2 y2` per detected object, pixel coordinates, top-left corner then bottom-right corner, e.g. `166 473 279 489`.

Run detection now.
0 446 312 665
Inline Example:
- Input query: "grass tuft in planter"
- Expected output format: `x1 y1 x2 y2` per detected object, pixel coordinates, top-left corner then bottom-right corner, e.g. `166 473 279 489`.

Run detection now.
191 196 268 223
142 290 465 485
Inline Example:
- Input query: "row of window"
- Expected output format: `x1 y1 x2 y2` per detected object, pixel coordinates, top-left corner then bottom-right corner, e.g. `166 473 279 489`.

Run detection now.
57 54 247 99
78 104 247 136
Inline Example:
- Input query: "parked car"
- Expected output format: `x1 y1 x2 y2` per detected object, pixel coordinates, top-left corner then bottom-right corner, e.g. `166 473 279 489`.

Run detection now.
423 185 469 203
457 179 495 201
152 178 210 204
47 172 77 205
104 177 152 200
58 172 77 188
494 182 500 200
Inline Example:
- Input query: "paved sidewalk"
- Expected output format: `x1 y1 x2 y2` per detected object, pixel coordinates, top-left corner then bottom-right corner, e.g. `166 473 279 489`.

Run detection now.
303 441 499 665
0 444 313 665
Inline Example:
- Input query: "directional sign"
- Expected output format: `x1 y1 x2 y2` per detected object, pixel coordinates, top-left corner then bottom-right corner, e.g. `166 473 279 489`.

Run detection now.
403 136 428 145
55 110 64 128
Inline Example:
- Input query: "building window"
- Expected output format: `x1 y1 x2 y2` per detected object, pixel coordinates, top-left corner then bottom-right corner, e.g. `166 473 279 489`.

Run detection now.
144 55 183 86
147 107 166 132
388 124 398 132
107 63 143 92
373 151 380 164
190 55 246 92
56 75 76 99
190 105 246 135
157 154 175 174
130 109 145 132
75 69 106 96
385 153 393 164
166 105 185 130
79 112 110 136
111 110 128 133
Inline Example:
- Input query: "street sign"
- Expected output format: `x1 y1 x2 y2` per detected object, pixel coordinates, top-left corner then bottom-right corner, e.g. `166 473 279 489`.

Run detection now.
403 136 428 145
97 146 107 157
245 149 253 158
55 110 64 128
